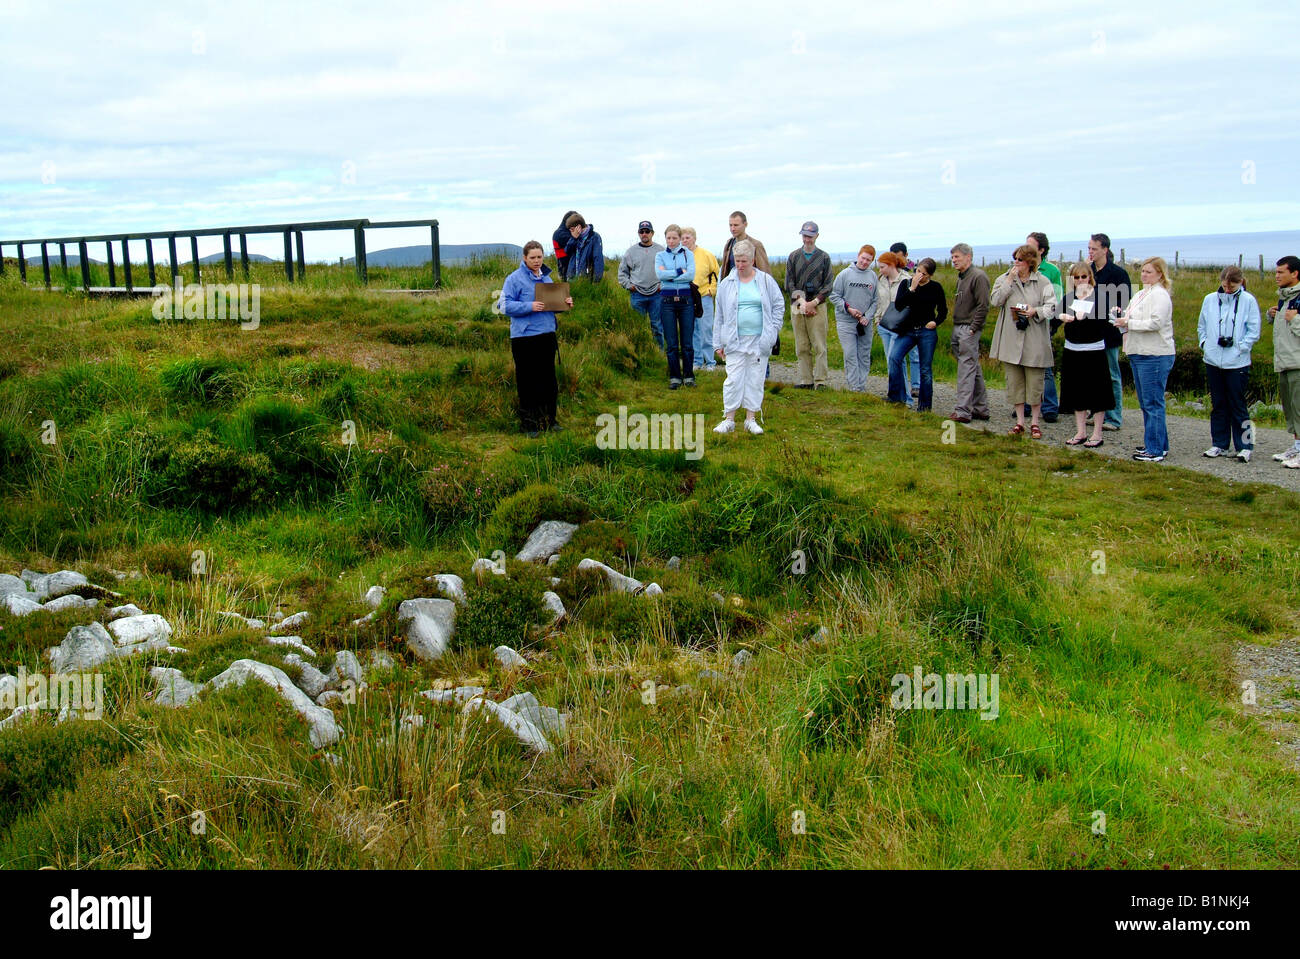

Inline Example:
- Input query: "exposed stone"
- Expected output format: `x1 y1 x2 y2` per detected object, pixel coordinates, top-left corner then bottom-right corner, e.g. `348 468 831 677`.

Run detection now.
207 659 339 748
0 703 41 729
352 611 376 626
166 646 189 655
462 697 551 752
397 598 457 661
577 558 643 594
317 690 345 708
698 669 728 684
420 686 485 705
108 614 172 648
711 592 726 606
515 520 580 562
42 594 89 613
267 635 316 658
150 667 199 707
731 649 754 672
498 691 568 736
216 610 265 630
283 653 329 698
471 558 505 577
367 649 396 670
48 622 116 672
806 626 831 646
0 673 18 704
268 611 310 635
3 593 44 617
426 573 467 605
541 591 566 626
547 554 560 567
330 650 364 688
399 713 425 732
33 570 91 602
20 569 42 586
0 573 26 596
644 582 664 597
493 645 527 670
363 585 386 609
667 556 681 571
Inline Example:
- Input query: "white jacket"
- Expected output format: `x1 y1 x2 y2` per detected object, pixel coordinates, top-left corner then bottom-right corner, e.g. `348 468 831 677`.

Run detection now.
713 269 786 357
1122 285 1174 356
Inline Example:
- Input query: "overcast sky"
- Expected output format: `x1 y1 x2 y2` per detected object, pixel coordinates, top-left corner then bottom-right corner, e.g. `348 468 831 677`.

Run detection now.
2 0 1296 260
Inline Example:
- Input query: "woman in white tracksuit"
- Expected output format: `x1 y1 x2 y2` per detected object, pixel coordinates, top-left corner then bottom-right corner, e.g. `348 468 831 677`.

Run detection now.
712 240 785 434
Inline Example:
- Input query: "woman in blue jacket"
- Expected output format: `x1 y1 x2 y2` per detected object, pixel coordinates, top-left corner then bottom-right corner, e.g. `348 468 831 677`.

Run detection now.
1198 265 1261 462
655 224 697 389
499 241 573 437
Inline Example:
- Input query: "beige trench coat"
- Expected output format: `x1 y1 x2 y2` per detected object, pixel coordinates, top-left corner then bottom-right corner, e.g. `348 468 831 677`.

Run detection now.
989 270 1058 367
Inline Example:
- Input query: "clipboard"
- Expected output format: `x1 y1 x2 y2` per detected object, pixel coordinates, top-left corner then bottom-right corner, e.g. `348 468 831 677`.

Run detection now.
535 282 571 312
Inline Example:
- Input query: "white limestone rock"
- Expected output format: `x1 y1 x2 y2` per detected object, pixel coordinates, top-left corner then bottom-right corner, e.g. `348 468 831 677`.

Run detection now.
643 583 664 597
462 697 551 752
515 520 579 562
541 591 566 626
329 650 363 688
397 598 456 661
48 622 116 672
207 659 339 748
268 611 310 635
283 653 329 698
0 573 26 597
470 558 505 577
731 649 754 672
3 593 44 617
577 558 644 594
352 611 376 626
267 635 316 658
41 594 90 613
33 570 90 602
108 614 172 648
498 691 568 736
363 585 386 609
150 667 200 707
420 686 485 705
426 573 467 604
367 649 396 670
493 645 527 670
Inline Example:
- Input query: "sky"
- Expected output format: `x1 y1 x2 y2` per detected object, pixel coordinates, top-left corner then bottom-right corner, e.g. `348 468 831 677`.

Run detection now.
2 0 1297 261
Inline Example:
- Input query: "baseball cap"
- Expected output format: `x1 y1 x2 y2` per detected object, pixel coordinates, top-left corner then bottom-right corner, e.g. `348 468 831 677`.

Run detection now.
638 220 654 232
800 221 819 237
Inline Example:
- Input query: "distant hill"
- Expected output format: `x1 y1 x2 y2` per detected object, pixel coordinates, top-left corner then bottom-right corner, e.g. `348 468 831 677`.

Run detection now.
346 243 522 267
21 254 104 266
198 252 274 265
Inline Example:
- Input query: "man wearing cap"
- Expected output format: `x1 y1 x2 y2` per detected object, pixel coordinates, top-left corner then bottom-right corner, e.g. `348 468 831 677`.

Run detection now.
785 221 833 389
618 221 666 349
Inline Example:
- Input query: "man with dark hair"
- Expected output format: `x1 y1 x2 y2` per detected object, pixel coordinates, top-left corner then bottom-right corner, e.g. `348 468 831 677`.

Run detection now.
719 211 770 279
1023 232 1062 422
1268 255 1300 466
563 213 604 283
889 242 916 271
949 242 991 422
618 221 666 349
1089 232 1131 430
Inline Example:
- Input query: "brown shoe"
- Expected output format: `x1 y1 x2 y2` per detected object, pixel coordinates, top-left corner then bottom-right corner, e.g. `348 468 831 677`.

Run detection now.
952 414 972 424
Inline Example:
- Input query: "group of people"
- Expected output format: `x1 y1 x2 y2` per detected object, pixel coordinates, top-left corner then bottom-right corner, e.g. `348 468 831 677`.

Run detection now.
503 213 1300 468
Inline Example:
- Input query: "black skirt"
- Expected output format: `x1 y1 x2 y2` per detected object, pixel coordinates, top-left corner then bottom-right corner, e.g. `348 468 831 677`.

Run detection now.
1058 345 1115 414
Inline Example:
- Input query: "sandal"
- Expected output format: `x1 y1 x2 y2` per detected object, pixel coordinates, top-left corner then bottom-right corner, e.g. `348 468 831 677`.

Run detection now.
1030 424 1043 439
1065 435 1087 446
1083 438 1104 448
1009 424 1025 435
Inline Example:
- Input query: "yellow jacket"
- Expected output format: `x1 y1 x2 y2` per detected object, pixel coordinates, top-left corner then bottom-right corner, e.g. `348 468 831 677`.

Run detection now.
691 246 721 297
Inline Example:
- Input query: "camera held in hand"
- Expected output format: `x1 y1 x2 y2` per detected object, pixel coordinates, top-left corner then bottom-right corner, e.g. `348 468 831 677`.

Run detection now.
1013 303 1030 331
855 321 867 337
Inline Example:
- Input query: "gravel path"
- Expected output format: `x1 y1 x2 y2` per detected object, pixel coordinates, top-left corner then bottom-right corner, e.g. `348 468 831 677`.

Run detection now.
765 360 1300 494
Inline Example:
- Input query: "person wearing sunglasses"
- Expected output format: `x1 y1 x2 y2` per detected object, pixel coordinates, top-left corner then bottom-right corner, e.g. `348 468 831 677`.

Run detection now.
618 220 665 349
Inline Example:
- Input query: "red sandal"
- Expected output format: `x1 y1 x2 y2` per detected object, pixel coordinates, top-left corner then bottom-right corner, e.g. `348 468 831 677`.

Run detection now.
1030 424 1043 439
1009 424 1025 435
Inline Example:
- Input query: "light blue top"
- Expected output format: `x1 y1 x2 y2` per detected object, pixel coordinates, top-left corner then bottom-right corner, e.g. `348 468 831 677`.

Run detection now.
655 245 696 293
737 277 763 336
1197 288 1260 370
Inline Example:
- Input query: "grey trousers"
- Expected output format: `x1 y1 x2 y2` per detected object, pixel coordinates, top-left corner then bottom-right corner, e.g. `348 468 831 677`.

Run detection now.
951 324 989 418
836 319 874 392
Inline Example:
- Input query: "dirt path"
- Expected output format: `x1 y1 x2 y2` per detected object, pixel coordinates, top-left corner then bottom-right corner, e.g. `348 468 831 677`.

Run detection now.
766 361 1300 494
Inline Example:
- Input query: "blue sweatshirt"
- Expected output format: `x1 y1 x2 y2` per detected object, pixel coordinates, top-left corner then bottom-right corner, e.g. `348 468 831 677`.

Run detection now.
499 260 558 338
655 245 695 293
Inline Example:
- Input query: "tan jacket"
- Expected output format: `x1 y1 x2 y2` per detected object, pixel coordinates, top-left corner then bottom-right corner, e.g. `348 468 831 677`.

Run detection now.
989 269 1058 367
719 234 770 279
874 269 911 323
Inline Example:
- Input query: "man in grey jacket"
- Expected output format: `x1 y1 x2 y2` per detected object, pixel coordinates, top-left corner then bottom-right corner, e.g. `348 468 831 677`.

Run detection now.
949 243 991 422
785 221 833 389
619 220 665 349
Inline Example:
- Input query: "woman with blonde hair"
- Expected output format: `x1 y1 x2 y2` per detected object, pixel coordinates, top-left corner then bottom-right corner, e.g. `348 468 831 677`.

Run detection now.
990 244 1058 437
681 227 720 372
1114 256 1175 462
1058 262 1114 448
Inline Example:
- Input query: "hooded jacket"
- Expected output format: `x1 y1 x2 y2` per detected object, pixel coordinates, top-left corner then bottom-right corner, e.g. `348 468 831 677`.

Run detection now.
829 263 882 328
1270 283 1300 372
499 260 558 339
565 225 605 283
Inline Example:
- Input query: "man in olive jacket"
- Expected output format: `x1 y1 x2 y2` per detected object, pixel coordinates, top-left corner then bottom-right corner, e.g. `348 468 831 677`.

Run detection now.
785 221 833 389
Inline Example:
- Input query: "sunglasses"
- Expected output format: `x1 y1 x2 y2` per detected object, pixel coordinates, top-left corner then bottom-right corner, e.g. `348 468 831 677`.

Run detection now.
638 229 653 235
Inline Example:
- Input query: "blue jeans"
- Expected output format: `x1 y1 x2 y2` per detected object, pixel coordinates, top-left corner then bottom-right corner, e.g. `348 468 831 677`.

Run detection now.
631 290 664 349
693 294 715 368
887 327 937 410
1104 346 1123 427
660 292 695 380
1129 353 1175 456
878 328 916 399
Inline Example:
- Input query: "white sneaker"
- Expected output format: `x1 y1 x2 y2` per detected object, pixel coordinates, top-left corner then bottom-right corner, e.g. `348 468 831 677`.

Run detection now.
743 419 764 435
1285 456 1300 469
1236 449 1252 463
1272 448 1300 462
1202 446 1226 458
713 419 735 434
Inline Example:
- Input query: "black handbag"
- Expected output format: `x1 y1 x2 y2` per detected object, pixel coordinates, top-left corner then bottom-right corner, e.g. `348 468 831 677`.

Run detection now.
690 282 703 319
879 300 910 333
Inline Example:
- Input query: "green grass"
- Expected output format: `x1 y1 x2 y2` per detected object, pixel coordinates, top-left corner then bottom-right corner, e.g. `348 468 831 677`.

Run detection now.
0 254 1296 869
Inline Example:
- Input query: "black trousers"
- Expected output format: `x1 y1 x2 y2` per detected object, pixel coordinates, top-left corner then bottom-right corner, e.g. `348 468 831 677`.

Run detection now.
1206 362 1251 451
511 331 558 432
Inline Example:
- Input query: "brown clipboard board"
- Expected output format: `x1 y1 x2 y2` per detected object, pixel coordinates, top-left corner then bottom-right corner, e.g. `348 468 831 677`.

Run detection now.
535 281 571 312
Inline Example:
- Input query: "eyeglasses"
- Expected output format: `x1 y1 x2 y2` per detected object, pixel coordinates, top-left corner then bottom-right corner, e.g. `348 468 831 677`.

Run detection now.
638 230 653 235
